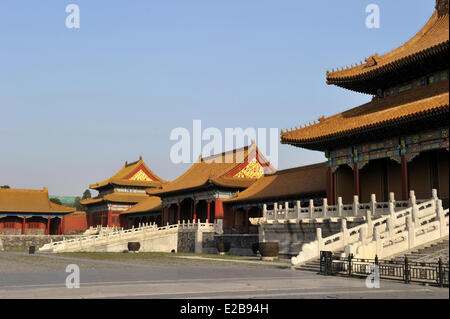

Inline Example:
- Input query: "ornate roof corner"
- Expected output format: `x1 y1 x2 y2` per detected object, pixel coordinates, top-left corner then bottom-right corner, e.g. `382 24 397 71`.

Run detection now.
436 0 449 17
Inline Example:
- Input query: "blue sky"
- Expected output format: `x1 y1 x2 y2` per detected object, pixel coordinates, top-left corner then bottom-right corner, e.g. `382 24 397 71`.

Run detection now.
0 0 435 196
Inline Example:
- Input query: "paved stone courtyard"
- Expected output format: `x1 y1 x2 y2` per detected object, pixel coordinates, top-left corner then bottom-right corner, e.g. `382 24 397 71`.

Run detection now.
0 252 448 299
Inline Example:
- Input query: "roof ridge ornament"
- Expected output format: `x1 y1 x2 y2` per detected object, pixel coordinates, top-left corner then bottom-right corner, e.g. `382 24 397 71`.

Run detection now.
364 54 378 68
436 0 449 17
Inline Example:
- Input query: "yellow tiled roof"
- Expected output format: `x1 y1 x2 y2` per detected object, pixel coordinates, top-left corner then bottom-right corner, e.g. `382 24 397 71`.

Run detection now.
225 163 327 203
326 4 449 88
89 157 166 190
121 196 162 215
0 188 75 214
281 81 449 148
148 143 275 196
80 192 148 205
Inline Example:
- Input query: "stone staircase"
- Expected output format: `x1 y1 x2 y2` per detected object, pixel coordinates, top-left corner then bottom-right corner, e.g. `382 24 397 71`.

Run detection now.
390 237 449 264
38 221 216 253
296 259 321 273
289 190 448 267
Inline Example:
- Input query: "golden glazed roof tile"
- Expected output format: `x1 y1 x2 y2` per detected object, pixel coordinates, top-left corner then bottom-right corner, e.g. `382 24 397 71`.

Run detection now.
89 157 167 190
147 143 275 196
281 80 449 147
225 163 327 203
0 188 75 214
121 196 162 215
80 192 148 205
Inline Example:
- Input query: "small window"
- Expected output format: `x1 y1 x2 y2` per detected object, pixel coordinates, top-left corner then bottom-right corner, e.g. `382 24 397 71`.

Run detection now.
28 222 41 229
2 222 16 229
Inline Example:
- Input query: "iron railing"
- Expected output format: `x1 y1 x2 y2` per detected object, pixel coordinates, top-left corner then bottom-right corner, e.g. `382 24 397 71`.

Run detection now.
319 251 449 287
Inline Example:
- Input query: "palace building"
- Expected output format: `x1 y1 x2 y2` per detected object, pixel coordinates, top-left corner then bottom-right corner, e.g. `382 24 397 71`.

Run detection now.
0 187 75 235
224 163 327 234
80 156 166 228
121 196 162 228
147 142 276 232
281 0 449 206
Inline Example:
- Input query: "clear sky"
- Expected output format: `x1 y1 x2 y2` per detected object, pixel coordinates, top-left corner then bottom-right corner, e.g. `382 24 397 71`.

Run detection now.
0 0 436 196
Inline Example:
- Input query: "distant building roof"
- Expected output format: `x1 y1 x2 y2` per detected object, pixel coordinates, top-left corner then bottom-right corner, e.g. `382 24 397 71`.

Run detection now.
122 196 162 215
89 157 167 190
147 142 276 197
80 193 148 205
0 187 75 214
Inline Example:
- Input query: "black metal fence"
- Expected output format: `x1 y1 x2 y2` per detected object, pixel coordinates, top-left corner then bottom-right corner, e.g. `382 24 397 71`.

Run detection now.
319 251 449 287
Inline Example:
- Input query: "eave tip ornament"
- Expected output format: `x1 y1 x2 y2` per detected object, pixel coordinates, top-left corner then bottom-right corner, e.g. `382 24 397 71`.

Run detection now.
364 54 378 68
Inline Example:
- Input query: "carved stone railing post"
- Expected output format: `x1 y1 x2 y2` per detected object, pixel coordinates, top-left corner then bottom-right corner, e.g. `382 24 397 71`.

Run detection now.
337 197 343 217
341 219 348 246
309 200 314 218
322 198 328 217
366 210 373 238
406 216 415 250
359 225 368 245
352 195 359 217
274 203 278 219
437 199 446 237
285 201 289 219
409 190 416 207
374 227 381 257
432 189 438 206
370 194 377 216
263 203 267 218
389 192 395 216
387 215 395 237
296 200 301 220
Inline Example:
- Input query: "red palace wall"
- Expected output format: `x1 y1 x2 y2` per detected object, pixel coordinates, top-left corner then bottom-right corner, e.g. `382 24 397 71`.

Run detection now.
0 216 57 235
63 215 88 234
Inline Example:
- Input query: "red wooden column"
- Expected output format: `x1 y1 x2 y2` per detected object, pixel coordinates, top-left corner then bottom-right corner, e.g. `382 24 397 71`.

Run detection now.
401 154 409 200
215 199 224 218
61 217 65 235
245 208 249 234
46 217 50 235
22 217 26 235
326 166 335 205
207 200 211 223
177 201 181 222
353 163 360 198
107 210 112 227
193 200 197 222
